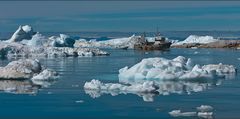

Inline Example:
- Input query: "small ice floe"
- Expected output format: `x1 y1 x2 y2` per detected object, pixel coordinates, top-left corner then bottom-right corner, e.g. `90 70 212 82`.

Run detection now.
72 84 79 87
47 92 53 94
197 105 213 112
169 110 197 117
191 47 198 49
84 79 158 93
75 100 84 103
198 112 213 119
169 105 213 119
194 51 199 54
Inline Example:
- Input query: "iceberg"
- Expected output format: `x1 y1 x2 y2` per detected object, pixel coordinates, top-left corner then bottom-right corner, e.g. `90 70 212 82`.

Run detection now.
48 34 75 47
8 25 36 42
84 79 158 93
0 59 58 80
84 56 236 101
74 35 143 49
7 25 75 47
1 25 109 58
119 56 235 84
0 42 109 58
172 35 219 46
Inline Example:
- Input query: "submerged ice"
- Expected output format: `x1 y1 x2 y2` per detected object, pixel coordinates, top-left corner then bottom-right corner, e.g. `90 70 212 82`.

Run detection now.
84 56 236 101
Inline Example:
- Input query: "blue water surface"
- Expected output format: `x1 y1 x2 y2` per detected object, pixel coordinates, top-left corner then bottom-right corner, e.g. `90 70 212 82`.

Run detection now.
0 48 239 119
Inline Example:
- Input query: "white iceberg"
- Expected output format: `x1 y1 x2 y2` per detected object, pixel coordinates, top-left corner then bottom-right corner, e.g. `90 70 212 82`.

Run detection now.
0 41 109 58
1 25 109 58
8 25 36 42
74 35 144 49
48 34 75 47
119 56 235 84
0 59 58 80
197 105 213 112
172 35 219 46
21 32 48 47
7 25 75 48
84 56 236 101
84 79 158 93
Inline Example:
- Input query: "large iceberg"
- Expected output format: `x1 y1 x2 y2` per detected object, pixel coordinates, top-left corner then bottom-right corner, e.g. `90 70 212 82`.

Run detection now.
84 56 236 101
0 25 109 58
119 56 235 84
8 25 76 47
172 35 219 46
74 35 144 49
0 42 109 58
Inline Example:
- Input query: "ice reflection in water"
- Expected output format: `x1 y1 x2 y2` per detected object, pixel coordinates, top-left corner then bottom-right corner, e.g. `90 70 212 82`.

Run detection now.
84 78 226 102
0 79 56 94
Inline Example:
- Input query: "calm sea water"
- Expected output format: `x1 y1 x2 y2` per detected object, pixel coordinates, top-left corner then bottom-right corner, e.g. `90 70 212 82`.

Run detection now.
0 48 240 119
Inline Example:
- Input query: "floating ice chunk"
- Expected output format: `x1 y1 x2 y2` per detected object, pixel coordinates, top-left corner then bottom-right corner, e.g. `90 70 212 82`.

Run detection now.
170 105 213 118
197 112 213 119
22 25 34 35
0 59 58 81
75 100 84 103
84 79 158 93
197 105 213 112
169 110 197 117
119 56 236 84
172 35 218 46
32 69 58 80
49 34 75 47
21 32 48 47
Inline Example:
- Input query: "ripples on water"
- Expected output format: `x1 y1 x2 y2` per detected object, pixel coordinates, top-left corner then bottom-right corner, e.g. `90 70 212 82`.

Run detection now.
0 48 239 118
